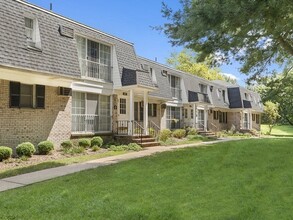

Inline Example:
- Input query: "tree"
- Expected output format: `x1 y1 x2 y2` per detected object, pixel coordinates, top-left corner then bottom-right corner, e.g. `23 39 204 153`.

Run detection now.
167 50 228 81
263 101 280 134
161 0 293 79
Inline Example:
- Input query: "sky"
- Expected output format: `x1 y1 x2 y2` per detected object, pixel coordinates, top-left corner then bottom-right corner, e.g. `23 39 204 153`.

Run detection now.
27 0 247 85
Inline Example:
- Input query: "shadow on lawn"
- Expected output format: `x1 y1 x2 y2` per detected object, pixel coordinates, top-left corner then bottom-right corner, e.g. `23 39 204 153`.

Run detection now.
0 161 66 179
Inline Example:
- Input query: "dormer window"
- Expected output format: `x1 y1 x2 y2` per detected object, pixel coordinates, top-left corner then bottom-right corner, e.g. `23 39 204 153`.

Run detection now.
244 93 248 100
24 17 41 50
199 84 207 94
217 89 221 99
168 75 181 100
150 68 158 86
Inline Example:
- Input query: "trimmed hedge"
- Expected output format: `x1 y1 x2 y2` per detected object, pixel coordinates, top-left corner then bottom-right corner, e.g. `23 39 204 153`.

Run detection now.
78 138 91 148
37 141 54 155
0 146 12 161
61 140 73 150
91 136 103 147
16 142 36 157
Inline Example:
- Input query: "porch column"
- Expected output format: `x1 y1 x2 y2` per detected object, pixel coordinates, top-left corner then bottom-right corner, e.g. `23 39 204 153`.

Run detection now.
240 110 243 130
250 110 253 130
144 90 149 135
204 106 208 131
193 103 196 128
128 89 134 135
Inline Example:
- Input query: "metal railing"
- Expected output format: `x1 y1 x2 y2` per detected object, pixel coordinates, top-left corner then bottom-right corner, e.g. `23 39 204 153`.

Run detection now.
79 58 112 82
71 114 111 133
208 122 218 132
171 87 182 100
116 120 130 135
133 121 144 144
197 120 205 130
149 120 160 139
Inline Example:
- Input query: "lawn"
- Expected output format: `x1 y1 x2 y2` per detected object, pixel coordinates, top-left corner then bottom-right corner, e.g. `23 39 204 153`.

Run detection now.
261 124 293 136
1 138 293 219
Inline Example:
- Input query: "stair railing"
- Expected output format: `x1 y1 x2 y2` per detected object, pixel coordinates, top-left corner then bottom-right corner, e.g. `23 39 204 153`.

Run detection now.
149 120 160 140
209 122 218 132
132 120 144 145
116 120 130 135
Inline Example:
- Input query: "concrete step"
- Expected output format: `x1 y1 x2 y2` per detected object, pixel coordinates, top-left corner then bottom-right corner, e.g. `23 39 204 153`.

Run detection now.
140 142 161 147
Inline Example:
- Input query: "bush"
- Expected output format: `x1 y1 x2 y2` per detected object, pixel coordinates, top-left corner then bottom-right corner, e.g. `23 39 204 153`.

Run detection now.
187 127 197 135
78 138 91 148
109 145 128 151
92 146 100 152
148 128 155 137
70 147 85 154
37 141 54 155
0 146 12 161
61 140 73 150
16 142 36 157
172 129 186 139
91 136 103 147
159 129 172 142
186 135 204 141
127 143 142 151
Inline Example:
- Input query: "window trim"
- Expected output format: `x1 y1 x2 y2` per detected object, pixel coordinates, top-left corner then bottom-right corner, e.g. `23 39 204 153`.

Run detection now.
148 103 157 117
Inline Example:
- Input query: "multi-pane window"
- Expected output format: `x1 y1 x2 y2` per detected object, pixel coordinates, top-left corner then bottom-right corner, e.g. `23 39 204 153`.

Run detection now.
222 90 226 102
199 84 208 94
148 103 157 117
191 109 194 119
76 36 112 82
213 111 219 120
24 17 34 41
120 98 126 114
10 82 45 108
168 75 181 100
219 112 228 124
256 114 260 124
184 109 188 119
72 92 111 133
166 106 181 129
252 114 256 121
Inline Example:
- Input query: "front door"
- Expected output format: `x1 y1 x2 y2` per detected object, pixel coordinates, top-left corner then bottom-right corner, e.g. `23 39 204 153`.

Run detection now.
198 110 205 130
243 113 249 129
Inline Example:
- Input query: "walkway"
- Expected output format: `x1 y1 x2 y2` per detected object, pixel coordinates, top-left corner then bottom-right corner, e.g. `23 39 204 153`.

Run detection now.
0 138 240 192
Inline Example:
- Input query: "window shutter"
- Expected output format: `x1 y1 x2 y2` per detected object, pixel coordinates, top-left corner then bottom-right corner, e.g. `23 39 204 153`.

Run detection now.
10 81 20 108
36 85 45 108
153 104 157 117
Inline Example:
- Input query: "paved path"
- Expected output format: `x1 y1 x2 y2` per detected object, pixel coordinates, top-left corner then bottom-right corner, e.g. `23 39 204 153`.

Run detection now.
0 138 241 192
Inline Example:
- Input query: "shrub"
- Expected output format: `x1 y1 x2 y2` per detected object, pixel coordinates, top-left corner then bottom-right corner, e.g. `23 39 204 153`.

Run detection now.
78 138 91 148
187 128 197 135
61 140 73 150
127 143 142 151
159 129 172 142
172 129 186 139
70 146 85 154
92 146 100 152
91 136 103 147
16 142 36 157
187 135 204 141
148 128 155 137
109 145 128 151
0 146 12 161
37 141 54 155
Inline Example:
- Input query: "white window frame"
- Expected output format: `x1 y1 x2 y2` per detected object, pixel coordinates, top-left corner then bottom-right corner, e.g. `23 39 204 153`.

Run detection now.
120 98 127 115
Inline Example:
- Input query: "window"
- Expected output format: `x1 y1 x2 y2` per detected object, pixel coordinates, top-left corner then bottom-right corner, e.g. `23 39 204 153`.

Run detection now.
72 92 111 133
191 109 194 119
213 111 219 120
150 68 158 85
252 114 256 121
168 75 181 100
184 109 188 119
222 90 226 102
217 89 221 99
219 111 227 123
199 84 208 94
148 103 157 117
166 106 181 129
256 114 260 124
10 82 45 108
120 98 126 114
24 17 41 49
244 93 249 100
76 36 112 81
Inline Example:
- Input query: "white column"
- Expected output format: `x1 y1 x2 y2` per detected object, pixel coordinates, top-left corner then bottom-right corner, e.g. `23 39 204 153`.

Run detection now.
193 103 196 128
240 110 243 130
128 89 134 135
250 111 253 130
204 106 208 131
144 90 149 135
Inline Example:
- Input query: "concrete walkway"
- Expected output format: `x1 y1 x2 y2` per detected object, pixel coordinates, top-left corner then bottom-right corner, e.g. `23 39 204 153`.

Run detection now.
0 138 241 192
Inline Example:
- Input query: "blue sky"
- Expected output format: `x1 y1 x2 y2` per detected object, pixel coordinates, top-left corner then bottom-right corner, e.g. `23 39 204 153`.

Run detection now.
28 0 247 85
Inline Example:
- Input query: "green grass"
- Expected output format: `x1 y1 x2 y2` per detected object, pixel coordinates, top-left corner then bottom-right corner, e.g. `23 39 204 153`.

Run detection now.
1 138 293 219
0 151 126 179
261 124 293 136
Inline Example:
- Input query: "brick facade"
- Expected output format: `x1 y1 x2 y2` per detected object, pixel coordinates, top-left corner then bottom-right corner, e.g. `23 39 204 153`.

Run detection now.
0 80 71 149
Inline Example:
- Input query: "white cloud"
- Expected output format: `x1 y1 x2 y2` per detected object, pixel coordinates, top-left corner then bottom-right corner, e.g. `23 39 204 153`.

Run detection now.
221 72 238 80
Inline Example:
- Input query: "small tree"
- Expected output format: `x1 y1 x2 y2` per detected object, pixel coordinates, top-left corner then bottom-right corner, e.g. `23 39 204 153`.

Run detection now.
263 101 280 134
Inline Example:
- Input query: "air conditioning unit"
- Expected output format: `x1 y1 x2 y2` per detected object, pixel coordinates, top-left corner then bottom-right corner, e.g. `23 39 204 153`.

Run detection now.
58 87 72 96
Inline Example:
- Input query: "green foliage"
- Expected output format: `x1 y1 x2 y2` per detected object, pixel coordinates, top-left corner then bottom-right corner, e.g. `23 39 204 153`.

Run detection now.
109 143 142 152
186 135 204 141
148 128 155 137
0 146 12 161
187 127 197 135
67 147 85 155
263 101 280 134
159 129 172 142
127 143 142 151
37 141 54 155
16 142 36 157
78 139 91 148
161 1 293 79
167 50 224 81
91 136 103 147
91 146 100 152
60 140 73 150
172 129 186 139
